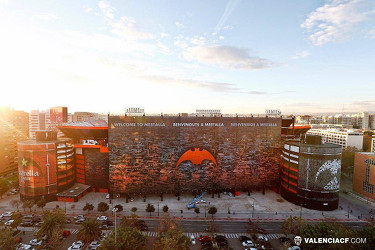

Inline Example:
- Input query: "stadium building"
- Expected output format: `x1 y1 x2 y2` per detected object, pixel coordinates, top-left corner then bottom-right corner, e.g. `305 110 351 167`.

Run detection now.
17 113 342 210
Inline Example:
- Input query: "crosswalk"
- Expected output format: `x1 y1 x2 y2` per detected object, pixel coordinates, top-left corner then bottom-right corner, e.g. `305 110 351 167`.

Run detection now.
28 227 282 240
141 232 283 239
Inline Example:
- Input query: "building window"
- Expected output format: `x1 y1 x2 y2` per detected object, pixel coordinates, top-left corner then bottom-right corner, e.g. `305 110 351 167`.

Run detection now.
363 182 374 194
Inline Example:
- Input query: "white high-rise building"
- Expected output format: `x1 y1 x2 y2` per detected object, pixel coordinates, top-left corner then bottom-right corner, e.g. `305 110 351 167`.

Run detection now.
307 128 363 150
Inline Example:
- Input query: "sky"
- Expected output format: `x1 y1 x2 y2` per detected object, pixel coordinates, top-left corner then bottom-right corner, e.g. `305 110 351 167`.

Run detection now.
0 0 375 115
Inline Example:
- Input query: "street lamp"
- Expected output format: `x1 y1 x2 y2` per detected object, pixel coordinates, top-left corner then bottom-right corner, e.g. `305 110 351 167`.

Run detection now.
112 207 118 242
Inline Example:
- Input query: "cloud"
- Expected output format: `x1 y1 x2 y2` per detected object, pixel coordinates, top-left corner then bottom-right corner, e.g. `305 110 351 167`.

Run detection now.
292 50 311 59
141 75 242 93
246 91 268 95
301 0 375 45
109 16 155 40
222 25 234 30
140 75 294 96
174 40 189 48
175 22 186 28
98 0 115 19
36 13 59 21
214 0 240 34
0 0 9 4
367 28 375 39
183 45 273 70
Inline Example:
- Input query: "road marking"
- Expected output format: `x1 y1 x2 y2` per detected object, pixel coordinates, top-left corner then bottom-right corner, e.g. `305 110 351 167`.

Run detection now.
71 229 78 234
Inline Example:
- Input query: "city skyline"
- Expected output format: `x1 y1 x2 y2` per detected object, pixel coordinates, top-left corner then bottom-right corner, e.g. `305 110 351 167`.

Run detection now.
1 0 375 114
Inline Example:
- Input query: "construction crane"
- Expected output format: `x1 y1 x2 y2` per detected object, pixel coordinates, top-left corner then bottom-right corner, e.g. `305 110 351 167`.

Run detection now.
187 192 207 209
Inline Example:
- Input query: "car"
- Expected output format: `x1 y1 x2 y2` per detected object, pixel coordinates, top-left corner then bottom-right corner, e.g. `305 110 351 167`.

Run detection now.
257 234 269 241
35 221 43 227
32 217 41 223
74 215 85 220
15 237 22 243
201 240 213 246
105 194 110 199
88 241 101 249
29 239 42 246
63 230 71 237
71 241 85 247
215 235 228 246
0 212 12 218
198 235 211 242
66 218 72 223
75 218 85 224
239 235 252 242
97 216 107 221
201 241 213 250
244 248 257 250
242 240 254 247
190 235 196 245
16 243 34 250
68 245 83 250
20 220 34 226
100 224 109 230
4 219 14 226
288 246 301 250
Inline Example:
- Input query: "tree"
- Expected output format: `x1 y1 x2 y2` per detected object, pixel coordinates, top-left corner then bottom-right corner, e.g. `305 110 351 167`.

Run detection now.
22 199 34 212
194 207 200 217
281 216 305 236
37 208 66 242
357 224 375 250
36 197 47 211
0 228 17 250
131 207 138 214
162 205 169 213
0 179 9 199
300 221 355 250
153 228 190 250
10 212 22 230
146 204 155 216
114 204 123 212
100 225 146 250
98 202 109 214
247 219 259 239
158 215 180 234
77 219 102 243
83 203 94 214
10 200 20 212
341 146 359 176
208 206 217 217
46 227 64 250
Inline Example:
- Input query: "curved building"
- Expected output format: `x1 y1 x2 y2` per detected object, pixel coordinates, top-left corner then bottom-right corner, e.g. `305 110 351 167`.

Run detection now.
18 131 74 201
280 135 342 211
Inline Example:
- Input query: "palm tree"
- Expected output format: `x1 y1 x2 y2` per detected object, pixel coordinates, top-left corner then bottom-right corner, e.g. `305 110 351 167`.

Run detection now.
77 219 102 243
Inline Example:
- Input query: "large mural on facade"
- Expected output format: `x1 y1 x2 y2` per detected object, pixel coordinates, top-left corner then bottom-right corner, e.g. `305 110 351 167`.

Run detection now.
108 115 281 195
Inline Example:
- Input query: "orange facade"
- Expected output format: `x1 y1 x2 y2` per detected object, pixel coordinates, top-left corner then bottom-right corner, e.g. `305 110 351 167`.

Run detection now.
353 153 375 200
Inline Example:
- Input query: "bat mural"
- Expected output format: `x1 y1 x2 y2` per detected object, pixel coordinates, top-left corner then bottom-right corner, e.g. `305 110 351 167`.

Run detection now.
108 115 281 195
176 148 218 168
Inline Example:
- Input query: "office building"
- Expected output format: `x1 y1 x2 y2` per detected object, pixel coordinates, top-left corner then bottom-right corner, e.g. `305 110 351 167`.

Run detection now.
353 152 375 200
0 107 29 175
307 128 363 150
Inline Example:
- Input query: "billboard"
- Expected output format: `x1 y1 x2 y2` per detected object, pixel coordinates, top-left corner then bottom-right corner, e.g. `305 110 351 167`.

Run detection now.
298 146 342 192
109 116 281 195
18 143 57 196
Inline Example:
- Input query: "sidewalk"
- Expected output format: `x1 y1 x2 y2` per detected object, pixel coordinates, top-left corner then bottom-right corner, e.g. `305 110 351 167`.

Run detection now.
0 191 368 222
